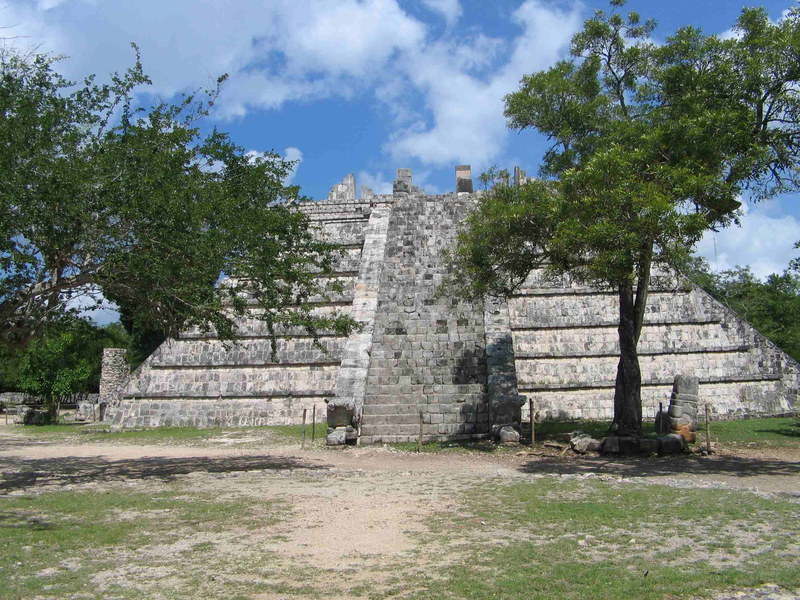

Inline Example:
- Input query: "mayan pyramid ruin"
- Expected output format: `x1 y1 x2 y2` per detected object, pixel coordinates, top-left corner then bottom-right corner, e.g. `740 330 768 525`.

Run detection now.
103 167 800 444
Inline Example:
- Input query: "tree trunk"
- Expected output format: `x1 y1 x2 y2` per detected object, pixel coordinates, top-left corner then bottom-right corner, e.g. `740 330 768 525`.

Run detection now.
612 281 644 437
611 245 653 437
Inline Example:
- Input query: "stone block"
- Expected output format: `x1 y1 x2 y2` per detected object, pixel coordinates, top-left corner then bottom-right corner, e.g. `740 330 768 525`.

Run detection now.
658 433 687 455
602 437 619 453
638 438 659 454
668 405 684 418
673 375 699 396
618 437 640 454
562 430 584 442
572 436 602 454
327 399 355 428
498 425 520 444
327 428 347 446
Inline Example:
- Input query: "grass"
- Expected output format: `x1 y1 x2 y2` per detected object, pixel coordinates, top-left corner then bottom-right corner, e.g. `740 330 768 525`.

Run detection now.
0 484 286 599
413 478 800 600
9 415 800 453
699 417 800 448
2 414 799 598
7 421 328 447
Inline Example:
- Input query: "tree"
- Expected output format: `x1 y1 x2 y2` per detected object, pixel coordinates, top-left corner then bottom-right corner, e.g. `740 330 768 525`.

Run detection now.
445 2 800 436
1 318 131 396
17 332 92 421
1 45 358 353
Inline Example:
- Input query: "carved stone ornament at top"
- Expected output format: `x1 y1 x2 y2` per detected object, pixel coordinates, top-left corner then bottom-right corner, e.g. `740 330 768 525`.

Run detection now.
325 398 358 446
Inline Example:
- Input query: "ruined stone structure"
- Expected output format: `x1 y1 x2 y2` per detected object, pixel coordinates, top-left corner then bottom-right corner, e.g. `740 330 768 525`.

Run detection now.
667 375 700 443
105 167 800 442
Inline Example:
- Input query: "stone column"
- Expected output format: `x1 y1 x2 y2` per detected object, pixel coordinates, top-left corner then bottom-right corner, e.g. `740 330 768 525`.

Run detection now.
513 166 528 187
456 165 473 193
484 296 525 443
99 348 130 420
667 374 700 443
393 168 413 195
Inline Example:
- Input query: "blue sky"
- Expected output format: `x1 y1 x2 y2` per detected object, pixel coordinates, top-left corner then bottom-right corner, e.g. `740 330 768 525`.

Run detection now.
3 0 799 323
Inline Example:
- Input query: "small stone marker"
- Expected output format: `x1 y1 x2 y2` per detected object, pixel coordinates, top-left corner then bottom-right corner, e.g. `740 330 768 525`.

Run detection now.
667 375 700 443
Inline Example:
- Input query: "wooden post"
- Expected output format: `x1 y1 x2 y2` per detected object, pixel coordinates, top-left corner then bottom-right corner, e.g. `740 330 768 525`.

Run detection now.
529 398 535 445
418 411 424 453
301 408 307 450
705 403 711 453
312 405 316 443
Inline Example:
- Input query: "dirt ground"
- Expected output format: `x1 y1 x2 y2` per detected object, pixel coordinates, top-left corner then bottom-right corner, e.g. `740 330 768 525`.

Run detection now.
1 422 799 599
2 423 798 494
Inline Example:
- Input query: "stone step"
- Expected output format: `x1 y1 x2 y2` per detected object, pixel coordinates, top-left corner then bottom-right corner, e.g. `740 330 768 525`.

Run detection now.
361 421 487 437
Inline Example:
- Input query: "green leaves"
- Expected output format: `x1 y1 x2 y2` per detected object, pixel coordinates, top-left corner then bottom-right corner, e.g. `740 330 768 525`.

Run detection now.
0 47 358 352
451 0 800 432
18 332 92 409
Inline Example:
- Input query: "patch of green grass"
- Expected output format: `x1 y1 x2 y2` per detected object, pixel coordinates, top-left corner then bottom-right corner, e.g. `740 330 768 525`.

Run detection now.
268 421 327 443
416 478 800 600
13 420 331 447
699 417 800 448
0 486 285 599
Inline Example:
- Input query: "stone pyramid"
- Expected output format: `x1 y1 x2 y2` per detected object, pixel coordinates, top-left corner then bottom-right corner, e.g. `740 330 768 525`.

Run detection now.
104 167 800 443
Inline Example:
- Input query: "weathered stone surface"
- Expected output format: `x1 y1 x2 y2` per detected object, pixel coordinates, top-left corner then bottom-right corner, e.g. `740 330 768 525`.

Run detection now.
666 374 700 442
498 425 520 443
602 437 619 453
100 348 129 417
327 399 355 428
514 166 528 187
107 166 799 439
674 375 699 396
618 437 640 454
327 173 356 201
563 430 585 442
572 436 602 454
658 433 687 455
603 436 640 454
638 438 660 454
327 427 346 445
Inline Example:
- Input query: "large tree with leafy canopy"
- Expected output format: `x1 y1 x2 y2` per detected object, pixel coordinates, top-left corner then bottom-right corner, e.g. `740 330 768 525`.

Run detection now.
445 2 800 436
1 45 357 353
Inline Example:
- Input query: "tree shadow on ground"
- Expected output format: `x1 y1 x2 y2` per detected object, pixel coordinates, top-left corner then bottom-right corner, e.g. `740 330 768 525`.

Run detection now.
0 453 329 494
516 453 800 481
754 420 800 438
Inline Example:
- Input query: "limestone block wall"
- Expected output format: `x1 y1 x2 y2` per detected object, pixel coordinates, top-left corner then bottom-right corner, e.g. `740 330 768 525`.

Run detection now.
107 197 375 429
512 271 800 421
106 167 798 434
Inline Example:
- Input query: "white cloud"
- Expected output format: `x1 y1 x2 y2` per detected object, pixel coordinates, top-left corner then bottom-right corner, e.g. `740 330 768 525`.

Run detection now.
2 0 425 117
283 147 303 186
695 200 800 279
421 0 462 27
385 0 584 167
4 0 584 173
357 170 394 196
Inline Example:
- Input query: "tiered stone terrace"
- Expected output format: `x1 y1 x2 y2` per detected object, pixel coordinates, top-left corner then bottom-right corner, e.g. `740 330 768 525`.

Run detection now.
108 168 799 438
